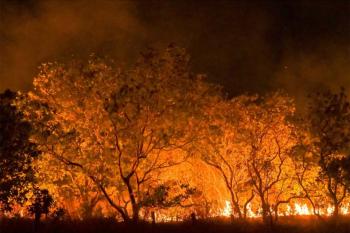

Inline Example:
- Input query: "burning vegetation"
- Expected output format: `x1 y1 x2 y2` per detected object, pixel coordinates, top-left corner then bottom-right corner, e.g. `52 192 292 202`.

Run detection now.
1 46 350 232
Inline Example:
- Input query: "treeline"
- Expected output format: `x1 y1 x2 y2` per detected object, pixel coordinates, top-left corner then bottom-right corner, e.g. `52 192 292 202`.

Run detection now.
1 46 350 226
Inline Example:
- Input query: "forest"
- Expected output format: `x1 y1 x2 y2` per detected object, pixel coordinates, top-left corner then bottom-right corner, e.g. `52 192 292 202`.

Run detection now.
1 46 350 233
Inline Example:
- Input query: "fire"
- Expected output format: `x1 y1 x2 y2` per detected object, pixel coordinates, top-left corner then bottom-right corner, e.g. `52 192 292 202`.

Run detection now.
326 206 334 216
245 203 257 218
218 200 350 219
222 200 232 217
153 201 350 222
341 205 349 215
294 203 310 215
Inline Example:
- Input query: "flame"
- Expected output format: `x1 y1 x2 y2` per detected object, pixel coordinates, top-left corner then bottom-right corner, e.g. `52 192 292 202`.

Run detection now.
294 203 310 215
246 203 257 218
326 206 334 216
341 205 349 215
286 205 292 215
222 200 232 217
218 200 350 219
153 201 350 222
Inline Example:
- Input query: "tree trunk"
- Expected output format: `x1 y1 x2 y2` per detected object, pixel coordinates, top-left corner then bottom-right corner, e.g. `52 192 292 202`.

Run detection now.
260 198 273 227
274 205 279 222
132 206 139 223
333 202 339 218
151 211 156 225
227 188 242 219
231 197 242 220
34 212 41 233
327 177 340 220
0 213 3 233
330 198 340 228
124 177 139 224
243 192 254 219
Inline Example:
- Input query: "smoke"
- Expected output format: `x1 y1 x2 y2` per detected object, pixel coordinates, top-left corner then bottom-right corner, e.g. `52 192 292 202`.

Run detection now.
275 43 350 108
272 2 350 108
0 0 146 91
0 0 349 106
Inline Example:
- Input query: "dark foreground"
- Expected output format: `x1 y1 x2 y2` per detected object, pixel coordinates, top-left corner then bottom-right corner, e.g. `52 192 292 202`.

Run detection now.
2 216 350 233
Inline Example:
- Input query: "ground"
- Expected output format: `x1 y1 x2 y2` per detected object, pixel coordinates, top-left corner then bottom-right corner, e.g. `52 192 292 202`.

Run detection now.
2 216 350 233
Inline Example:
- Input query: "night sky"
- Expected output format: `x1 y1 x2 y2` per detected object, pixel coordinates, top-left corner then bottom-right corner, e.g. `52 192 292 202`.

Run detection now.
1 0 349 103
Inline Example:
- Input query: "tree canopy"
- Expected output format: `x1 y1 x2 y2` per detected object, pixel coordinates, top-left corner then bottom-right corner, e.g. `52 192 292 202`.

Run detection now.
22 46 216 222
3 47 350 225
0 90 38 212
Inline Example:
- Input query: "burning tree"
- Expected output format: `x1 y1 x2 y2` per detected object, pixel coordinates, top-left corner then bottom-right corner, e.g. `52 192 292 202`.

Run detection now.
12 43 350 224
198 92 298 224
34 156 104 218
199 96 254 220
22 46 215 223
241 93 297 225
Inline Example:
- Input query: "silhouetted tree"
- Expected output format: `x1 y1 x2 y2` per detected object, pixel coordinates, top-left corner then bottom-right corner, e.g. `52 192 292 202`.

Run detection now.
306 87 350 218
0 90 38 212
28 188 53 232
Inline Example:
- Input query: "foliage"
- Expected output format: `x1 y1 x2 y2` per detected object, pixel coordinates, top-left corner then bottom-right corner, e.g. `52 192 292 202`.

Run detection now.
198 95 254 219
22 46 216 222
0 90 38 212
240 93 297 224
34 155 103 218
27 188 54 218
6 46 350 223
304 88 350 217
141 182 199 209
199 92 298 225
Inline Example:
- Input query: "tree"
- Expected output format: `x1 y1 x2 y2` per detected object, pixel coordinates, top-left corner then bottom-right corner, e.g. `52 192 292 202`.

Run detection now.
198 92 298 225
141 181 200 220
34 154 104 218
166 158 228 219
198 96 254 220
0 90 38 212
237 93 296 226
304 87 350 218
28 188 53 232
289 117 326 219
23 46 215 223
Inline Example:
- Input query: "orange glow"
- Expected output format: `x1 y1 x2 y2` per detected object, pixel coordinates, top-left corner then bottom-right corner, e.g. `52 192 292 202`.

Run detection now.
217 200 350 219
294 203 310 215
222 201 232 217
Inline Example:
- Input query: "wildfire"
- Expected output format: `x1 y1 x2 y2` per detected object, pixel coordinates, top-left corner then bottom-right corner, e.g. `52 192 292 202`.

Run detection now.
222 200 232 217
219 200 350 218
151 201 350 222
341 205 349 215
245 203 257 218
294 203 310 215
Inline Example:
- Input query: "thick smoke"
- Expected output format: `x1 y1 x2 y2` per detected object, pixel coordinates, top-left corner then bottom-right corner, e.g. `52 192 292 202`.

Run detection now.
0 0 349 107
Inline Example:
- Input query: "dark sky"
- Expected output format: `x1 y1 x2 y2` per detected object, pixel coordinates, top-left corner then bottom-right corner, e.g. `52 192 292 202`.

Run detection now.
1 0 349 102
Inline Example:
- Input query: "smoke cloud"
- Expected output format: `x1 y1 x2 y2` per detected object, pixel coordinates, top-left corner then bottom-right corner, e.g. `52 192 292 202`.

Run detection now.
0 0 146 90
1 0 349 107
